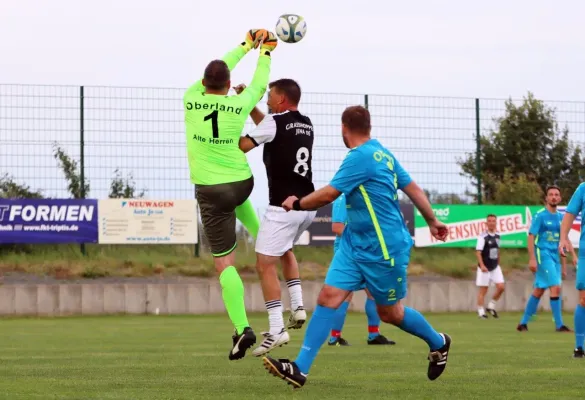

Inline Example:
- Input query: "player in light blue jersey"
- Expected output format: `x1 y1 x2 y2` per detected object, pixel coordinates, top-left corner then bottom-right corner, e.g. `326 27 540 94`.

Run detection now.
328 193 396 346
261 106 451 389
560 182 585 358
517 186 573 333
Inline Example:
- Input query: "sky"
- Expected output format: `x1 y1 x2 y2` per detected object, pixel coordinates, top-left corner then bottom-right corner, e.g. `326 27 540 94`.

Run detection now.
1 0 585 210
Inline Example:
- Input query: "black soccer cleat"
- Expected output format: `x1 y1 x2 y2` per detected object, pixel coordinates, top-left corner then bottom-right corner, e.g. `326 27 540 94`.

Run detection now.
516 324 528 332
486 308 499 318
328 337 350 346
263 356 307 389
228 327 256 361
479 314 488 319
368 334 396 345
556 325 573 333
427 333 451 381
573 347 584 358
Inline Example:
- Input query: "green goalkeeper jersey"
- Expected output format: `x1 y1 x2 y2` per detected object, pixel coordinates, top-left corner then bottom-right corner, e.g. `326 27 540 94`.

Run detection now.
184 46 271 185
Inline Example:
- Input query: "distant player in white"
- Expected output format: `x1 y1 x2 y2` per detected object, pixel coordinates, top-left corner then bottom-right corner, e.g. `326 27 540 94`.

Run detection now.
475 214 505 318
236 79 315 356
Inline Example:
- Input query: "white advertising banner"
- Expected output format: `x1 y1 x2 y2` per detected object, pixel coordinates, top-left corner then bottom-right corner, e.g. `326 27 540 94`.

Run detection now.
98 199 198 244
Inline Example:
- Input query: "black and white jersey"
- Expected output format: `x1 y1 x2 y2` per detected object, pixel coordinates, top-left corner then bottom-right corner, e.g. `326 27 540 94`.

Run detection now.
246 110 315 207
476 231 500 271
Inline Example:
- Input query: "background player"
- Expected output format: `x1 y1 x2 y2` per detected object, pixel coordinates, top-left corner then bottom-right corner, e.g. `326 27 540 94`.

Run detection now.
183 29 276 360
236 79 315 356
261 106 451 388
517 186 572 332
475 214 505 319
328 193 396 346
559 182 585 358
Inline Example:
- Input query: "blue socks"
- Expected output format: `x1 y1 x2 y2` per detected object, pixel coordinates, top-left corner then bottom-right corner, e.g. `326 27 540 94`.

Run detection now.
329 301 350 342
521 295 541 325
550 297 564 329
399 307 445 350
575 304 585 349
365 298 381 340
295 305 337 375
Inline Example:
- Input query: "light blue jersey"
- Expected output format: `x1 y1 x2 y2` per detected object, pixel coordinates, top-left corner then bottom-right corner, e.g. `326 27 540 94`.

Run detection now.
332 194 347 253
325 139 413 305
329 139 413 264
529 208 563 289
566 182 585 290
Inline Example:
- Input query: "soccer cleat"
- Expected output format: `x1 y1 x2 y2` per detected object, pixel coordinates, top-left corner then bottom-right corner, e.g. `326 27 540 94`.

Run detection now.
427 333 451 381
367 334 396 345
328 337 350 346
556 325 573 332
486 308 499 318
573 347 584 358
228 327 256 361
263 356 307 389
479 314 488 319
516 324 528 332
286 307 307 330
252 329 290 357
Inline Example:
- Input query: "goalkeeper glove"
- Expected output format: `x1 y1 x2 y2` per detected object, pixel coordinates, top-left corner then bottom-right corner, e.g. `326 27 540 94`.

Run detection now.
241 29 269 52
260 31 278 54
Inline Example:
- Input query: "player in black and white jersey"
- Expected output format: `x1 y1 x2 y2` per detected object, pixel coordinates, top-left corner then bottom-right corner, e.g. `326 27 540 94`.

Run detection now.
236 79 315 356
475 214 506 319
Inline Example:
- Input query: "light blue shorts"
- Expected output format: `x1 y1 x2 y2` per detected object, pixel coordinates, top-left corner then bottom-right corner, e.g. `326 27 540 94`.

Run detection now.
534 248 562 289
325 248 409 305
577 257 585 291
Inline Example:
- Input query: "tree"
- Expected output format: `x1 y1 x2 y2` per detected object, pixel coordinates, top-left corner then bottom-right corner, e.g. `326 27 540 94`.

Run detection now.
423 189 469 205
0 174 43 199
52 142 89 199
459 92 585 203
108 169 145 199
490 170 544 205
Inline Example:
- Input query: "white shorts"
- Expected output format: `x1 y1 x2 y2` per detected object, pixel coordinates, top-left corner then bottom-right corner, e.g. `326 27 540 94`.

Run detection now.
255 206 316 257
476 266 505 287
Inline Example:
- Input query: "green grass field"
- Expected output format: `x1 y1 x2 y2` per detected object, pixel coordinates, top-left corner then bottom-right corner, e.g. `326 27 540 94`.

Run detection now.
0 312 582 399
0 244 531 280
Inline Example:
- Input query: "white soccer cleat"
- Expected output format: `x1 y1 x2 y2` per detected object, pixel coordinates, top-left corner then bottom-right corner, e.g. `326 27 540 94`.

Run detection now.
252 330 290 357
287 307 307 330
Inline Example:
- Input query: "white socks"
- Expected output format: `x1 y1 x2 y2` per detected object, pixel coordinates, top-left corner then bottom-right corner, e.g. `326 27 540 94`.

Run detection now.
488 300 497 310
478 307 486 316
286 279 304 310
265 300 284 335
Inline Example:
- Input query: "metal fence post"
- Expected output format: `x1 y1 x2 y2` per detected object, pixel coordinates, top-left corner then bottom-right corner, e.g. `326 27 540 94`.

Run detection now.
475 98 482 205
194 185 199 257
80 86 87 255
364 94 369 110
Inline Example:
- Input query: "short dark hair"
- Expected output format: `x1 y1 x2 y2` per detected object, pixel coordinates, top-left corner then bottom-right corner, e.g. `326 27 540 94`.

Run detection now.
203 60 230 90
269 79 301 105
546 185 561 195
487 214 497 219
342 105 371 134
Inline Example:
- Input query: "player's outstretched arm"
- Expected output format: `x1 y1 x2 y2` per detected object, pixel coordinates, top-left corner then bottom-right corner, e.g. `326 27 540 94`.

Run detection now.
186 30 268 93
283 185 341 212
402 181 447 241
238 32 277 114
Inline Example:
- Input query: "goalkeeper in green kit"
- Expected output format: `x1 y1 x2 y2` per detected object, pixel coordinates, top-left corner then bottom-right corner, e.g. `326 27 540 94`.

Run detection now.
183 29 277 360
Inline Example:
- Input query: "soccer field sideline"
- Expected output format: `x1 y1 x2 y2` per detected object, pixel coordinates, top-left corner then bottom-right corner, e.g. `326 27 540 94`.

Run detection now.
0 311 582 399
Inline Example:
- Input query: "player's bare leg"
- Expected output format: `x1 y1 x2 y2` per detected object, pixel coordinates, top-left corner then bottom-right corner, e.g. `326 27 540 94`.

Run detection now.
377 301 451 381
281 250 307 329
214 252 256 360
252 253 290 356
477 286 489 318
486 283 505 318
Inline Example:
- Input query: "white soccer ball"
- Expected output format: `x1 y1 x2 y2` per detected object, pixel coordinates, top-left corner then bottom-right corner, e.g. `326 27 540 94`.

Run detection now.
275 14 307 43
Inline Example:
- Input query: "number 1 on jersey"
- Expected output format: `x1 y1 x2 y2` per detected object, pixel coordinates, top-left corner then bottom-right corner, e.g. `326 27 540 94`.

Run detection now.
204 110 219 138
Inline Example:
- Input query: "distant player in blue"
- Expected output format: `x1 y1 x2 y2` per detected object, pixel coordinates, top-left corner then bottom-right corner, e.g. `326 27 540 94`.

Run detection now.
261 106 451 389
517 186 572 333
560 182 585 358
328 193 396 346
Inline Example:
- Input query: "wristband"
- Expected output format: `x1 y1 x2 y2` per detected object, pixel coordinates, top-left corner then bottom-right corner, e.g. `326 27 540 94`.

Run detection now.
292 199 302 211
